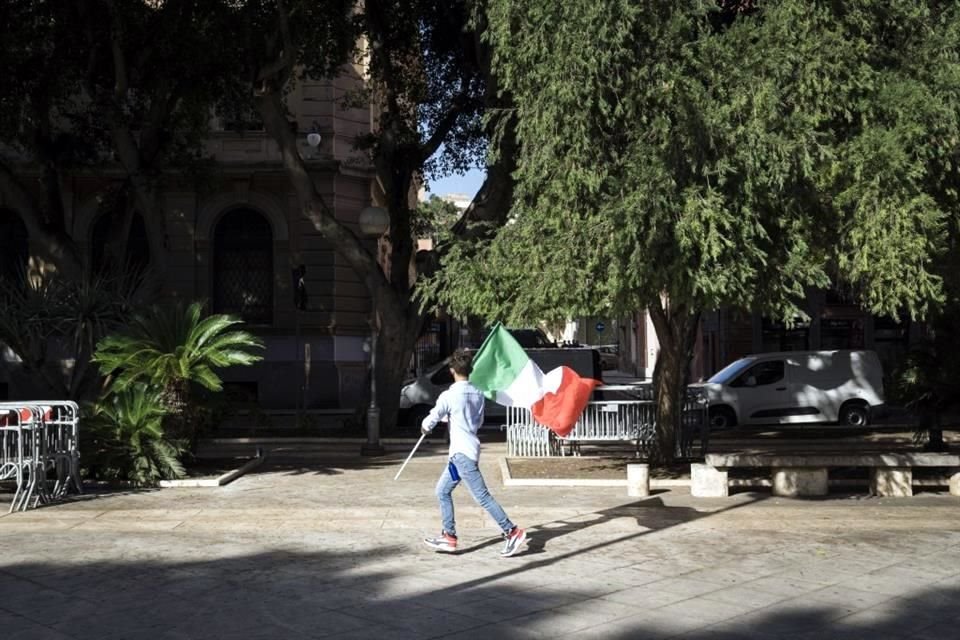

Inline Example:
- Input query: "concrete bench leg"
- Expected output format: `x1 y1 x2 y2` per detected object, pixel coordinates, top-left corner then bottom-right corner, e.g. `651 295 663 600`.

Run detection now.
872 468 912 497
627 463 649 497
691 463 728 497
950 471 960 497
772 467 828 497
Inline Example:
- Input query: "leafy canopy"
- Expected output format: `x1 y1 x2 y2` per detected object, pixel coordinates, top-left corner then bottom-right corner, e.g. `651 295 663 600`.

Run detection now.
430 1 958 325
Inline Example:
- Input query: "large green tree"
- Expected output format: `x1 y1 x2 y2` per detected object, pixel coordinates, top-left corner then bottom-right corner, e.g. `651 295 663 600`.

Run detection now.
2 1 501 430
431 0 959 462
0 0 235 277
0 0 244 397
224 0 492 433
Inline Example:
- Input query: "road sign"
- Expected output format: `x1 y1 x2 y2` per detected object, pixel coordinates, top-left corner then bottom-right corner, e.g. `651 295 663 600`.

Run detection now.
595 321 605 333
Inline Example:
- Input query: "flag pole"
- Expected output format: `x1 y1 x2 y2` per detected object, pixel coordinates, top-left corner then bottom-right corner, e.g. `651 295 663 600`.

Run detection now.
394 432 427 480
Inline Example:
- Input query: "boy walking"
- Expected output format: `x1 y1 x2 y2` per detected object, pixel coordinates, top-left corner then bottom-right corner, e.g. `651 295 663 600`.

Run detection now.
421 349 527 557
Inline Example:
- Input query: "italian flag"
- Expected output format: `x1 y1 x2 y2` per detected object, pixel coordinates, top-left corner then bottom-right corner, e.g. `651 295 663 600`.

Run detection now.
469 325 600 437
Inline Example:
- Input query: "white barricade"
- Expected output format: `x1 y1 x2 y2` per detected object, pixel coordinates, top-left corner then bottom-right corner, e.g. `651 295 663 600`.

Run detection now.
0 401 81 512
505 420 559 457
504 384 708 458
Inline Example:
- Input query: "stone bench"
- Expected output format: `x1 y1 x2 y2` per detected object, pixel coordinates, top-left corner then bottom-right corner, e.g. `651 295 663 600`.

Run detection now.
692 453 960 498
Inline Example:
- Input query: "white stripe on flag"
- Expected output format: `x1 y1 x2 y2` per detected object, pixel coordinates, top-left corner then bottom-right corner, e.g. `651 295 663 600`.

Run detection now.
494 359 545 408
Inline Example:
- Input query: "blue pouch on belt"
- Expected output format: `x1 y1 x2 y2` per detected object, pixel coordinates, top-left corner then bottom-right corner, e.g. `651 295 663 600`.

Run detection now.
448 460 460 482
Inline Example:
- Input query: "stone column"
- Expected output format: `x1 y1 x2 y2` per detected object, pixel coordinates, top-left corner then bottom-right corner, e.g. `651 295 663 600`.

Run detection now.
691 463 728 497
627 464 650 497
871 468 912 497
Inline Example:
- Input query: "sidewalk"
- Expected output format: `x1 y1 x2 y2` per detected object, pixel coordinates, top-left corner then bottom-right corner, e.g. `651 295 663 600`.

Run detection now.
2 443 959 639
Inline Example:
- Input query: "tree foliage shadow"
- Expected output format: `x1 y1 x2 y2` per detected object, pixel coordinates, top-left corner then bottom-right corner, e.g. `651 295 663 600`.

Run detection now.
0 531 956 639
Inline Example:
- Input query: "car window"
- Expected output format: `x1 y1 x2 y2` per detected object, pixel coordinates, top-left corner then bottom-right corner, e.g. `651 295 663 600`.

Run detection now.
430 366 454 385
479 328 554 348
732 360 784 387
708 358 755 384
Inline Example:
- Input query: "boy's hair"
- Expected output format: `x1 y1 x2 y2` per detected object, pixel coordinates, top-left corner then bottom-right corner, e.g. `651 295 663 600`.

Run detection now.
448 349 473 376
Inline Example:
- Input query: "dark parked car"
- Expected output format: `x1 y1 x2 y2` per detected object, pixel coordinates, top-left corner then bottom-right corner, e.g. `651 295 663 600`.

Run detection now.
399 346 602 428
477 327 556 348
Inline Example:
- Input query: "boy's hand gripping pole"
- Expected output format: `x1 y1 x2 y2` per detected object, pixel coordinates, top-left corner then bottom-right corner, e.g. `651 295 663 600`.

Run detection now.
394 432 427 480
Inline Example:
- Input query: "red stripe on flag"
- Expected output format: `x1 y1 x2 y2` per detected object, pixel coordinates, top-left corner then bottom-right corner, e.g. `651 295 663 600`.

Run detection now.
531 366 600 437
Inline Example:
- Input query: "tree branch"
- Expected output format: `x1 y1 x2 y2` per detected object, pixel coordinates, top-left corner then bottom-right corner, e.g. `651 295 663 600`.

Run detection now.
0 160 82 274
256 0 296 86
107 1 129 100
254 87 394 301
416 90 474 165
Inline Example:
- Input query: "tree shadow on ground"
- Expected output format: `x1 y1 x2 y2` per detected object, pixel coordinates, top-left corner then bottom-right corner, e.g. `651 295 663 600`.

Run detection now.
0 483 162 511
0 530 957 640
446 495 761 591
456 492 685 557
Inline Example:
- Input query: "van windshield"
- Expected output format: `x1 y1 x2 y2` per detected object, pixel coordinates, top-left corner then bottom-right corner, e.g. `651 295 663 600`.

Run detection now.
707 357 756 384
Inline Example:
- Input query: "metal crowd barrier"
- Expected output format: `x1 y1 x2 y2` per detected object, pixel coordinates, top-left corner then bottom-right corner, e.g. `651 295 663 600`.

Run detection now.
505 384 709 459
505 421 559 457
0 401 81 512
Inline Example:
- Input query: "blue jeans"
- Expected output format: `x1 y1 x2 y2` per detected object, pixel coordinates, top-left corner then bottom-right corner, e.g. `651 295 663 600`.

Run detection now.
435 453 515 538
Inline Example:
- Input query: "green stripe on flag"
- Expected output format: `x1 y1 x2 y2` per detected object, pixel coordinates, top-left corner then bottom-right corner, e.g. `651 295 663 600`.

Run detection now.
469 324 530 400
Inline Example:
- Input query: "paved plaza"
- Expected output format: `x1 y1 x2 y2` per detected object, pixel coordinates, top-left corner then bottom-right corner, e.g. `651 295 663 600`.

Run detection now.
2 442 959 639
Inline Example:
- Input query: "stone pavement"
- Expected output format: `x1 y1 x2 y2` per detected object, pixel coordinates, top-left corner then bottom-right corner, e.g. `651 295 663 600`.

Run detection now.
1 441 959 639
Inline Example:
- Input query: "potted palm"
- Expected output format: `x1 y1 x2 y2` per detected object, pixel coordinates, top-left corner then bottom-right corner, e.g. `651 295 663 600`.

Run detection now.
83 383 186 485
93 301 263 447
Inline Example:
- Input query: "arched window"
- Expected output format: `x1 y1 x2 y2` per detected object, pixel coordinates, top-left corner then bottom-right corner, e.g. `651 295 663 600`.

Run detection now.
0 208 29 284
91 211 150 276
213 208 273 324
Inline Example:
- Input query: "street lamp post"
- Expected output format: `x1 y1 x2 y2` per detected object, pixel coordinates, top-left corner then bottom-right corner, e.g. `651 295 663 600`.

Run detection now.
361 325 384 456
360 205 390 457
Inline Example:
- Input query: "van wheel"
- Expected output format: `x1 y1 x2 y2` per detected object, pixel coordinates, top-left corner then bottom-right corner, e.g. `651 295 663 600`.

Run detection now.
709 406 737 431
839 402 870 427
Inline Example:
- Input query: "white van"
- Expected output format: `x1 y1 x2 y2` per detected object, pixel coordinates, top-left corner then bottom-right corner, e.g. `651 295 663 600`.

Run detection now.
700 350 885 429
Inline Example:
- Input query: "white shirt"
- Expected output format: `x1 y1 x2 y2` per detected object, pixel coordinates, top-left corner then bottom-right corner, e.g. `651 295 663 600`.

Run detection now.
421 380 484 461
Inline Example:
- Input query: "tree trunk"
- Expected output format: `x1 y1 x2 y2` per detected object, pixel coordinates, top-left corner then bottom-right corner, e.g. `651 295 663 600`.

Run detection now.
921 410 947 452
648 299 701 465
96 189 137 273
255 89 425 437
161 380 197 452
0 161 83 276
373 302 422 434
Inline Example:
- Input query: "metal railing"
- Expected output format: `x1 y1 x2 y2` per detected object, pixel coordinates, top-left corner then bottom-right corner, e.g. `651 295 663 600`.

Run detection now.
1 401 81 512
505 384 709 459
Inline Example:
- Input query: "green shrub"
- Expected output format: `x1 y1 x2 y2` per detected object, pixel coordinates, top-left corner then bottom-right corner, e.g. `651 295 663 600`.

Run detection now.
93 301 263 395
92 301 263 445
889 315 960 451
82 384 187 485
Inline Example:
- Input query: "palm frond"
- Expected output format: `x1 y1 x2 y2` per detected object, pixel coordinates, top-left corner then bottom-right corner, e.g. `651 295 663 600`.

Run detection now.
81 384 186 485
91 302 262 406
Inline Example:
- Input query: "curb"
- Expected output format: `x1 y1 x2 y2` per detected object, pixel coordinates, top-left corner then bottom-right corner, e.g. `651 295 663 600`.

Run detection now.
499 458 691 488
203 436 439 445
159 454 267 488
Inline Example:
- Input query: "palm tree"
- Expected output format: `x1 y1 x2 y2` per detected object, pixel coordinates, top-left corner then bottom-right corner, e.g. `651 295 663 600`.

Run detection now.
83 383 186 485
0 268 144 400
93 301 263 440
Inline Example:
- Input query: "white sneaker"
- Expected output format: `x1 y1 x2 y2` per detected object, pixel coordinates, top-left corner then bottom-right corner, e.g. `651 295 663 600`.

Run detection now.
424 532 458 553
501 527 527 557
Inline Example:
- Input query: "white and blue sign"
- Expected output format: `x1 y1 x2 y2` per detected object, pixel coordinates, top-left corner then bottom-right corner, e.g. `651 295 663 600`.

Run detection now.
595 321 606 333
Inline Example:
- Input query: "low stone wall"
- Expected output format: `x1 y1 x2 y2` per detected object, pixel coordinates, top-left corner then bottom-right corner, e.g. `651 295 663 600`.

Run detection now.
692 453 960 498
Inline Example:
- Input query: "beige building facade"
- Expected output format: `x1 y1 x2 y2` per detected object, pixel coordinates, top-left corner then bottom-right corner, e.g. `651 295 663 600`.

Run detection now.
0 70 381 410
